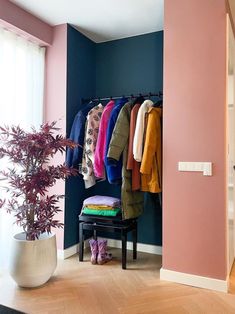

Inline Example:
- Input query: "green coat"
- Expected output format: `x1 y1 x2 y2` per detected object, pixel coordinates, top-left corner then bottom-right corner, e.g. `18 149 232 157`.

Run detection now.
107 102 144 219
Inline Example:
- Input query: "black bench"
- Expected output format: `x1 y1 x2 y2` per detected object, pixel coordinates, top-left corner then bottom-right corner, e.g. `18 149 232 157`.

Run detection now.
79 214 137 269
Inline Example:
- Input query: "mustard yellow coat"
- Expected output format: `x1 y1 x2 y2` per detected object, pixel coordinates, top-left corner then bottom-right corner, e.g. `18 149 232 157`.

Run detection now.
140 107 162 193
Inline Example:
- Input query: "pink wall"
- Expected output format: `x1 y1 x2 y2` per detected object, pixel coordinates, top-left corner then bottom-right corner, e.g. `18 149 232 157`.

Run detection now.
0 1 65 249
163 0 227 279
44 24 68 250
0 0 53 46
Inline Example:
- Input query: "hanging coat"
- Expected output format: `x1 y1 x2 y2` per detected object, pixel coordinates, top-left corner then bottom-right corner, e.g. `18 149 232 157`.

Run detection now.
140 107 162 193
104 98 128 184
127 103 141 191
133 99 154 162
81 104 104 188
107 102 144 220
94 100 115 179
66 102 95 168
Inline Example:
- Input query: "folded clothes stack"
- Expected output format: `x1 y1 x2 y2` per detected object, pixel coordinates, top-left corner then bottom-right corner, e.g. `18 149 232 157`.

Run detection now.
82 195 121 217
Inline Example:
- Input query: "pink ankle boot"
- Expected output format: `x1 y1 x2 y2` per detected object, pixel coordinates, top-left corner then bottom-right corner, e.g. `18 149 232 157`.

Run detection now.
89 239 98 264
97 240 112 265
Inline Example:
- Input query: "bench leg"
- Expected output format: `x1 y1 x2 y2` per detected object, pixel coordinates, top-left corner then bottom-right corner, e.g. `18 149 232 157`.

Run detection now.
79 222 84 261
93 229 97 240
132 221 137 260
121 230 127 269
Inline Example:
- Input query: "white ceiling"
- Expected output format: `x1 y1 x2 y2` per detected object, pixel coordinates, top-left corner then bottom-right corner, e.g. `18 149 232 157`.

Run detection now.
10 0 164 43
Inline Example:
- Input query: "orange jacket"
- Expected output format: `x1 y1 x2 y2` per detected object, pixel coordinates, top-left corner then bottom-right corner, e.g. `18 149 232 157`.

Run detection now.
140 107 162 193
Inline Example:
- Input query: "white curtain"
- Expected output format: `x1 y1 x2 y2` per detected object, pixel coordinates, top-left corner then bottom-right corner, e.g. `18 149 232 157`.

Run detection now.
0 26 45 271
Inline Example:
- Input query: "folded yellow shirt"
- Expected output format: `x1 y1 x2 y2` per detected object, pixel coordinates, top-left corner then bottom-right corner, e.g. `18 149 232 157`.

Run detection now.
84 205 116 210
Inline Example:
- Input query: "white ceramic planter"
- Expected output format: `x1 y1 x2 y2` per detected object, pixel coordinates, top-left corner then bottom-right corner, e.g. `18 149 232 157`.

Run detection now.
9 232 57 288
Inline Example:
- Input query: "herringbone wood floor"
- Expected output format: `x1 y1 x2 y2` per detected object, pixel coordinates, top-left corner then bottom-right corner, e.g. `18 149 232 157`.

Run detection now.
1 248 235 314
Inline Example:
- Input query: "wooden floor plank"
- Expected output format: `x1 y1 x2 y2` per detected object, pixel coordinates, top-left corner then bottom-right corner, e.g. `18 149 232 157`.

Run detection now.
1 248 235 314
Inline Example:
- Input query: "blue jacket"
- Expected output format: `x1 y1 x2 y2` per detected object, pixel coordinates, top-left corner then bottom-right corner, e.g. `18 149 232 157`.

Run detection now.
66 102 95 168
105 98 128 184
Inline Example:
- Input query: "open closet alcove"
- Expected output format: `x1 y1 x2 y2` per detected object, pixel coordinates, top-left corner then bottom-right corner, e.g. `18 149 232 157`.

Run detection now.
64 25 163 254
1 1 235 307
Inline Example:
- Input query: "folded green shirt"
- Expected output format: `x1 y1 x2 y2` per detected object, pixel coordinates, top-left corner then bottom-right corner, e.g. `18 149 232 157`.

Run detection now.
82 207 121 217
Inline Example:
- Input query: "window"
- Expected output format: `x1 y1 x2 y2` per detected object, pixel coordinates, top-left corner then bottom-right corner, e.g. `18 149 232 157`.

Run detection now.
0 26 45 270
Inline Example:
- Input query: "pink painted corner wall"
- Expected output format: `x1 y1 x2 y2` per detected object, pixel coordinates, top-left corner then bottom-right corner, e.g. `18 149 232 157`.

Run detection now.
163 0 227 279
0 0 53 46
0 1 65 249
44 24 68 250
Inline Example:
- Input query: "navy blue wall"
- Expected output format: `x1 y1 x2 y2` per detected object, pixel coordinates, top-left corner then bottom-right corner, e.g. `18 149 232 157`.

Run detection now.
66 25 96 135
96 32 163 97
65 25 96 249
65 27 163 249
95 31 163 246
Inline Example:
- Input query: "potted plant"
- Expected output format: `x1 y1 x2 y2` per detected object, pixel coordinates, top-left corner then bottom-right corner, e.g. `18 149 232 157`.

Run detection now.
0 121 77 287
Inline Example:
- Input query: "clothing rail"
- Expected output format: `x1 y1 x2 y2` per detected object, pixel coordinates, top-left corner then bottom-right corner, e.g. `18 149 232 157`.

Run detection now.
81 91 163 105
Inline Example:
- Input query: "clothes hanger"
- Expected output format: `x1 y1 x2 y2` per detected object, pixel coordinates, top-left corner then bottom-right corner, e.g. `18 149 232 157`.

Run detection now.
133 93 145 105
154 99 163 107
153 92 163 107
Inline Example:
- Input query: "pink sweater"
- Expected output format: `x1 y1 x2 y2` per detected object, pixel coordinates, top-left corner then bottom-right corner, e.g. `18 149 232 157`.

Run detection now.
94 100 115 178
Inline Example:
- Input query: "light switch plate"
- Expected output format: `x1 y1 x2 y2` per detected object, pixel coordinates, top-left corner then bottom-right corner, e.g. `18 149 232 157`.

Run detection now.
178 162 212 176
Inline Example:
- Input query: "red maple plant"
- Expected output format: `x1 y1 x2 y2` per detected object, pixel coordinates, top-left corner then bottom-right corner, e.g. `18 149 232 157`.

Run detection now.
0 121 77 240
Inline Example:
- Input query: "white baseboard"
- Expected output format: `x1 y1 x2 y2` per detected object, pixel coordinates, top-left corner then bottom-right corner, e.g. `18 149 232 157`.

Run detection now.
100 237 162 255
57 240 89 260
58 243 227 293
58 238 162 259
160 268 228 293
